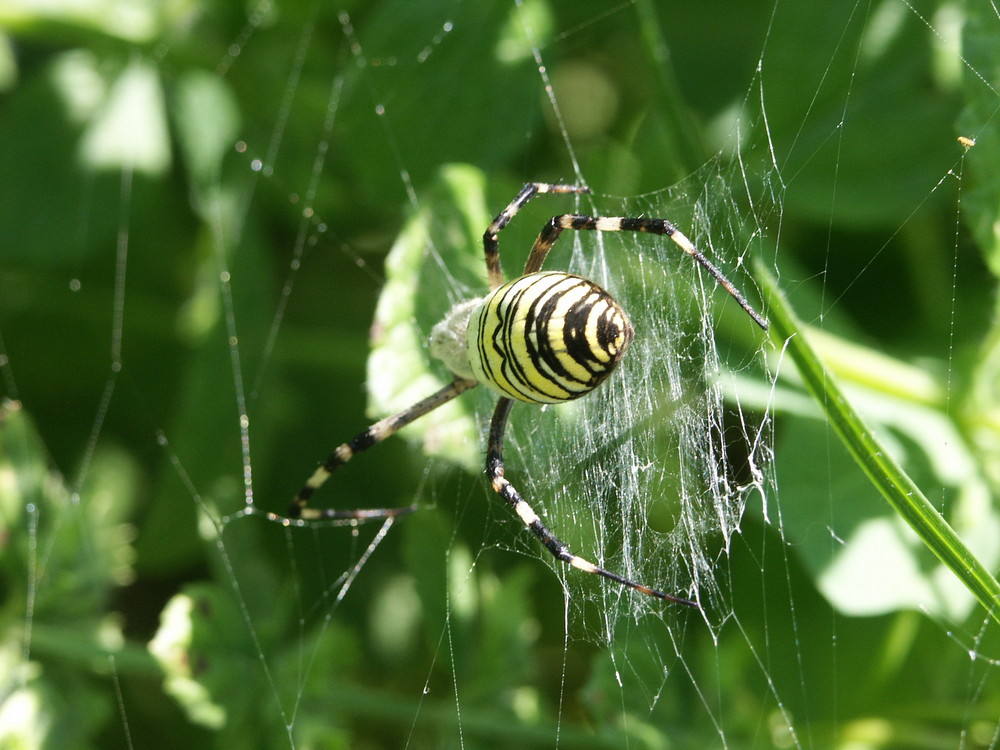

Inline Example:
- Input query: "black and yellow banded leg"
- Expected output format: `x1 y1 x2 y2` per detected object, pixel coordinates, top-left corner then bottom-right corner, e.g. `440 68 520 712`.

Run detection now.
482 182 592 290
284 377 479 521
526 215 769 332
485 397 698 607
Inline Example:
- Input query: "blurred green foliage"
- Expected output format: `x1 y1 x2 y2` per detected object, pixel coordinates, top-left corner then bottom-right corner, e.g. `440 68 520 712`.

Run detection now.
1 0 1000 748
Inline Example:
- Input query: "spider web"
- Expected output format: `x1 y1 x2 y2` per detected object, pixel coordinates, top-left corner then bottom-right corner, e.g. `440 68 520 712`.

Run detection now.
2 1 1000 748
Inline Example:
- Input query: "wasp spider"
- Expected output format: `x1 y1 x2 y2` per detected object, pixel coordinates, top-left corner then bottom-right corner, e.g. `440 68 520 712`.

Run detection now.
280 183 767 606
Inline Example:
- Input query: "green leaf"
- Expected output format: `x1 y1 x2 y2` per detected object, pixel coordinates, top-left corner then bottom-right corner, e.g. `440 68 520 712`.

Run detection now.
367 164 491 472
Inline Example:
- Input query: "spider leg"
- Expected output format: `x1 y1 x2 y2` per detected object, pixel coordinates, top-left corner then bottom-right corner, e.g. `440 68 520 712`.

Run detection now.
526 215 768 331
482 182 591 290
486 398 697 606
284 377 479 522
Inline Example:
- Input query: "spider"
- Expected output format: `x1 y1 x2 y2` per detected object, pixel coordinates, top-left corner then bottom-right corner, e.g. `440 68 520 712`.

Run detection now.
280 183 768 607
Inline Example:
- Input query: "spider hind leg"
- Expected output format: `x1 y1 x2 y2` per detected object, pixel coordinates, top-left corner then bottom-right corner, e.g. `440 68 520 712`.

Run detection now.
486 398 697 607
483 182 592 288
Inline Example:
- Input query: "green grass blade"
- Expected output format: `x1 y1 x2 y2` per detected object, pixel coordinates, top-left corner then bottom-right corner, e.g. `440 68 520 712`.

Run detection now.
755 261 1000 624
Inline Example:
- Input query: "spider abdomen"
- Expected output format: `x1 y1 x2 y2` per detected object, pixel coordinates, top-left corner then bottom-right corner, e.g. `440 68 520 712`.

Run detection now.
467 271 633 404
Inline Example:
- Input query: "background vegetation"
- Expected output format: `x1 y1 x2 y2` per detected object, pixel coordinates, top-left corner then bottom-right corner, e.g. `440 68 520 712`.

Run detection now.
1 0 999 748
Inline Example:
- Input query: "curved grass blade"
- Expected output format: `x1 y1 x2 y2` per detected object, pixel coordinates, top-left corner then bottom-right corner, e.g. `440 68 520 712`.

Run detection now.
755 261 1000 624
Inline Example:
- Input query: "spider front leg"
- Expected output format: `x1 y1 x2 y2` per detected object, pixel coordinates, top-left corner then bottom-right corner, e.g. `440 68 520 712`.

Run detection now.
277 377 478 524
486 398 697 606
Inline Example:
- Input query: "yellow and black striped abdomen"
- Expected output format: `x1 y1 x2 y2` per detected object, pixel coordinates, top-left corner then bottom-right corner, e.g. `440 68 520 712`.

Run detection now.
467 271 633 404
